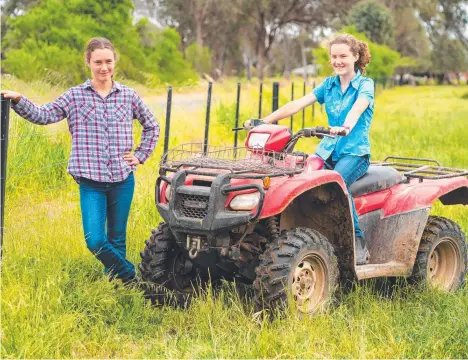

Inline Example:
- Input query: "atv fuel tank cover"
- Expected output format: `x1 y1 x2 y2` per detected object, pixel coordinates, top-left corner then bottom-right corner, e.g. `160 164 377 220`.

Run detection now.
246 124 292 152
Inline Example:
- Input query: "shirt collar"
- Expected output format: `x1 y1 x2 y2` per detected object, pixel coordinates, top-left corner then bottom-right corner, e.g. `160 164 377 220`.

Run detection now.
327 70 362 89
82 79 122 92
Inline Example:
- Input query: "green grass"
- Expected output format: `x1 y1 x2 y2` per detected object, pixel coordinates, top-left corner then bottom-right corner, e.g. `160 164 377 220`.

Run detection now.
1 76 468 358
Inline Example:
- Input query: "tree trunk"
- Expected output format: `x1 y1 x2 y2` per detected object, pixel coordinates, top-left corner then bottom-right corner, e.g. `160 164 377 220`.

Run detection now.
196 18 204 48
257 49 265 80
283 36 291 79
300 40 308 81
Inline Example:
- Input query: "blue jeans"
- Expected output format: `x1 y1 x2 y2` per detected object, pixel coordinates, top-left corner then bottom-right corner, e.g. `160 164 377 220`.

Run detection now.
325 155 370 238
79 173 136 279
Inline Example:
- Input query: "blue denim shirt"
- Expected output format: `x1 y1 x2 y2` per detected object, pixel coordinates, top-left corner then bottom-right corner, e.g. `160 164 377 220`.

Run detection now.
312 71 374 161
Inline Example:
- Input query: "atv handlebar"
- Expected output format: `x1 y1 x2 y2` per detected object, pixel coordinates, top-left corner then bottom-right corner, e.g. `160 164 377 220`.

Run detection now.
232 122 348 137
302 126 348 137
232 119 264 131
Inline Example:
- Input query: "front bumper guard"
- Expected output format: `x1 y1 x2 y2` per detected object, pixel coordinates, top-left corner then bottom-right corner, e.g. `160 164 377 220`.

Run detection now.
155 171 265 246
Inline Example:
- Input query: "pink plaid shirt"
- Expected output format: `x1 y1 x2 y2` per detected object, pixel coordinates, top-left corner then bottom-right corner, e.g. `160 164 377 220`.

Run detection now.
12 80 159 183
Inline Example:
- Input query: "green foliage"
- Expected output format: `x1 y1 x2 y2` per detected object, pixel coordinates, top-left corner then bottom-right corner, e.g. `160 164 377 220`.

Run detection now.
186 43 213 74
2 0 196 86
431 34 468 73
313 26 401 79
348 0 395 48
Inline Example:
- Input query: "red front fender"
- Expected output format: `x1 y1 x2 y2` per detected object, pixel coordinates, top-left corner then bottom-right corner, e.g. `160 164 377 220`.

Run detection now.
259 169 349 218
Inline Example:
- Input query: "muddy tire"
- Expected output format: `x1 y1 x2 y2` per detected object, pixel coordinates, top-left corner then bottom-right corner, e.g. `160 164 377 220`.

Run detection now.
409 216 467 291
253 227 339 314
139 223 201 306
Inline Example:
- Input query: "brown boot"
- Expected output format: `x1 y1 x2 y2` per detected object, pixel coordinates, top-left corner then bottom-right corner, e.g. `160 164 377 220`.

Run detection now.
356 236 370 265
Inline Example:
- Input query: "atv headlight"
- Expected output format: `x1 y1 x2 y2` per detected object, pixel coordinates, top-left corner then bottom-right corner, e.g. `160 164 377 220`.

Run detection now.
229 192 260 211
248 133 270 148
165 184 172 201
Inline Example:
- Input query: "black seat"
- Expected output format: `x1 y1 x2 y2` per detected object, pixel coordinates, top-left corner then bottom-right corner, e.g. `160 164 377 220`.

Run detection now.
350 166 403 197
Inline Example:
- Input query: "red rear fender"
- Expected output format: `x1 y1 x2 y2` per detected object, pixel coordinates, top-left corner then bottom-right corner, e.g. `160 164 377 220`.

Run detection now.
382 177 468 216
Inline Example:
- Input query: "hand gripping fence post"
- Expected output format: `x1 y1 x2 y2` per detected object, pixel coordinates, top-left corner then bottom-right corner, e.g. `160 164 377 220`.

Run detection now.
0 95 11 257
203 82 213 154
163 86 172 155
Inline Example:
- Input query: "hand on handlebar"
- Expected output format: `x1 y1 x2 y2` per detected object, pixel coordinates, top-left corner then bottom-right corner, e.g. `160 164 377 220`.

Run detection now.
233 119 261 131
329 126 350 136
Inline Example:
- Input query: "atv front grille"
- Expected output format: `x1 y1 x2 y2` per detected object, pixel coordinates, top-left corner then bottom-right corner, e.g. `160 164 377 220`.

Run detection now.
178 193 209 219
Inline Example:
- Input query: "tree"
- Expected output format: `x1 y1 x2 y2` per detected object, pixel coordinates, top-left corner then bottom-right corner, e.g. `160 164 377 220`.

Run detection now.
239 0 359 79
431 34 468 74
391 7 431 69
416 0 468 49
2 0 195 86
347 0 395 47
155 0 247 76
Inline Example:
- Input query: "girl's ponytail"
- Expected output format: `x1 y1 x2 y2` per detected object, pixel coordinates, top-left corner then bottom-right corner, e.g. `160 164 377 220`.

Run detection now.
355 41 371 75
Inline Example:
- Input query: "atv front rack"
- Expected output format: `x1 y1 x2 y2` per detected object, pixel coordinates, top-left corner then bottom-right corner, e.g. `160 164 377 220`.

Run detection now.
372 156 468 182
159 143 306 178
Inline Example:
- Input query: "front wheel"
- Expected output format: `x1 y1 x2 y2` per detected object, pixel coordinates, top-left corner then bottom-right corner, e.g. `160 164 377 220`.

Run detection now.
139 223 203 306
409 216 467 291
253 228 339 314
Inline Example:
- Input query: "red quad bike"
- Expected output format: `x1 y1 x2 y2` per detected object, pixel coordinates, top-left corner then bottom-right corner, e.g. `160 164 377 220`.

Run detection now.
139 122 468 314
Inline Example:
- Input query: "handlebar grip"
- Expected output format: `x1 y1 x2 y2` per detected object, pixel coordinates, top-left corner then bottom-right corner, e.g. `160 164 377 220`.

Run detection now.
232 127 244 131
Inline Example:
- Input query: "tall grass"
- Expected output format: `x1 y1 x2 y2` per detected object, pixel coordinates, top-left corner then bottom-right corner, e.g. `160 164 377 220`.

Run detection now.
1 76 467 358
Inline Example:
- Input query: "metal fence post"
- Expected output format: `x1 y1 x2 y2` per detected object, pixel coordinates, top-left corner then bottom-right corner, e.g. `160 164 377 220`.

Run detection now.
302 81 306 129
203 82 213 154
234 82 241 149
163 86 172 155
312 80 316 123
290 82 294 131
272 82 279 113
1 95 11 256
258 83 263 119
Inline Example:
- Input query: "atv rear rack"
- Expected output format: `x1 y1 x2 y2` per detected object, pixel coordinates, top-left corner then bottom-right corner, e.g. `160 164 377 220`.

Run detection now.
159 143 306 179
372 156 468 182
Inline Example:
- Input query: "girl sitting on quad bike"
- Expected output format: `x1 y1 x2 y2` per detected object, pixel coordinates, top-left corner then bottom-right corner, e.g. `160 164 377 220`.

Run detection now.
244 33 373 265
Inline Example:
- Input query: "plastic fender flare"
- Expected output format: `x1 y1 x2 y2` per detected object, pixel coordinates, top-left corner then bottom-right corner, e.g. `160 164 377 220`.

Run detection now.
439 186 468 205
383 177 468 216
258 170 350 218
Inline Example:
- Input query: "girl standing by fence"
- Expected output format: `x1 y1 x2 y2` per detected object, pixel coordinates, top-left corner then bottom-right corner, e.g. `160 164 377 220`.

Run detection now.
2 37 159 283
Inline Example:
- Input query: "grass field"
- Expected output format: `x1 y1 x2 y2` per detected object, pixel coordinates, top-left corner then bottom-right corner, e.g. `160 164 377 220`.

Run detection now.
1 76 468 358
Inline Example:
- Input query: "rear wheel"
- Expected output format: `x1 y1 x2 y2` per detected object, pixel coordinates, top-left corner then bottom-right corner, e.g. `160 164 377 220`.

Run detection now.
139 223 202 306
410 216 467 291
253 228 339 314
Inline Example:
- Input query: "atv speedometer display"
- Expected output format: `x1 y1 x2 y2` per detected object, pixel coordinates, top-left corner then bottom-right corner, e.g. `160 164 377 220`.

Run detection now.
248 133 270 149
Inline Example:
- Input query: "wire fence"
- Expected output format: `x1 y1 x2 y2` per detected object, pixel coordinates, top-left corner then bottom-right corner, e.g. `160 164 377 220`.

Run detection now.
0 76 398 255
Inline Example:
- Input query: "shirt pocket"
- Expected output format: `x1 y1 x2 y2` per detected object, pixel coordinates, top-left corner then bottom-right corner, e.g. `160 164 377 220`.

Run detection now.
79 103 96 122
114 104 131 122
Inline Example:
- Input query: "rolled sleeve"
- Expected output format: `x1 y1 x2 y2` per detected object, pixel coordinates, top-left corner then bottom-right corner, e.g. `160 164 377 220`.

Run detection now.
312 80 327 105
358 78 375 108
132 92 159 164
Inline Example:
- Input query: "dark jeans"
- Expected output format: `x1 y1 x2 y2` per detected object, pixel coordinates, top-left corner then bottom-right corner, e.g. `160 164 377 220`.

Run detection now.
325 155 370 238
79 173 135 279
